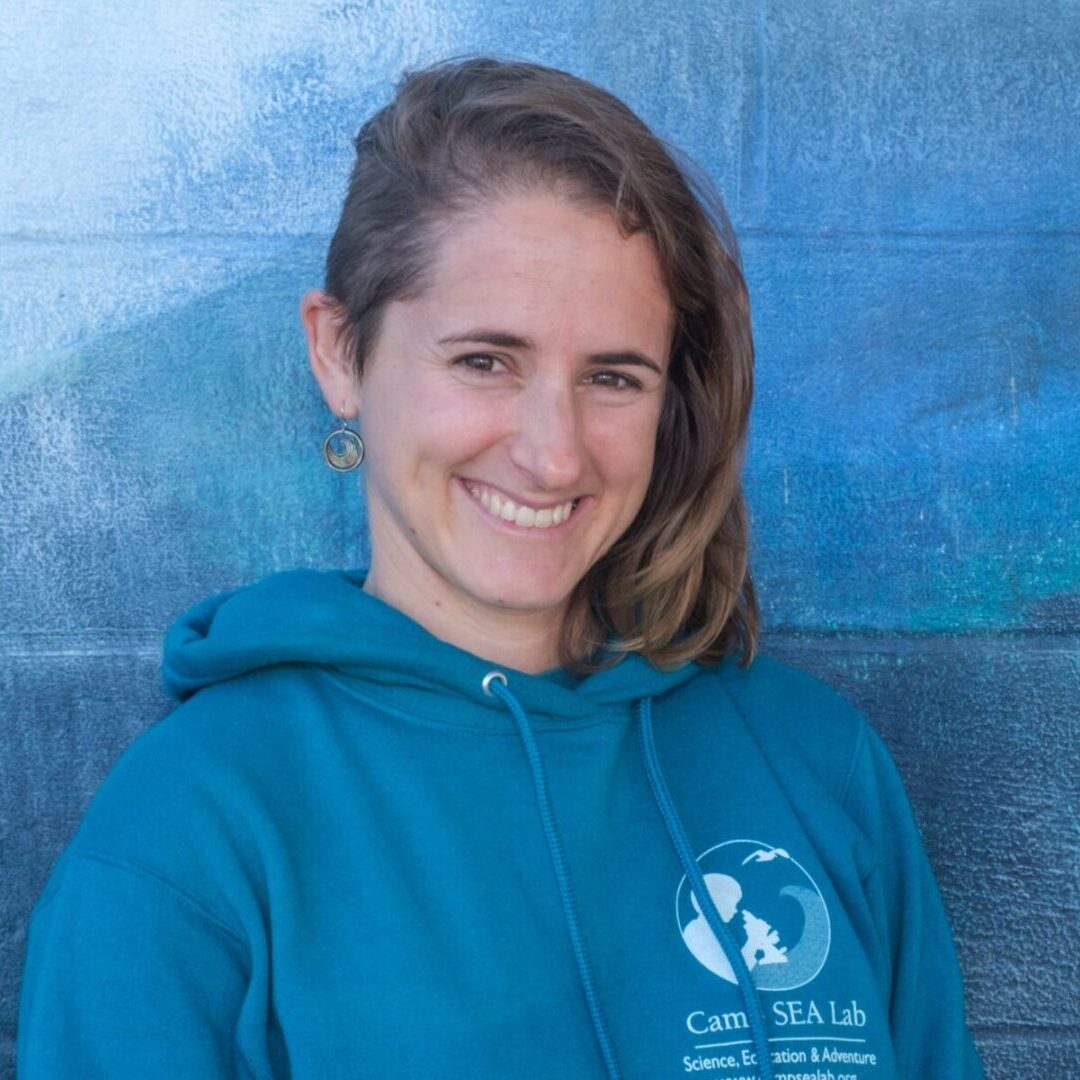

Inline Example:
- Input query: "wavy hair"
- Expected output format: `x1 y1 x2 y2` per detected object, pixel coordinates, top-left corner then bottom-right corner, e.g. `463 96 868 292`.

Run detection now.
323 57 758 670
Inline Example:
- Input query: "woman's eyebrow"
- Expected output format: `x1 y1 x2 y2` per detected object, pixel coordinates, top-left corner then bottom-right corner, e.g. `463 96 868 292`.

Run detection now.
438 328 532 350
437 328 664 374
589 350 664 375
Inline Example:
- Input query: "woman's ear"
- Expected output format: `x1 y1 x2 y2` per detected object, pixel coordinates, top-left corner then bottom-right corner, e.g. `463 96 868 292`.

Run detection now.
300 290 361 416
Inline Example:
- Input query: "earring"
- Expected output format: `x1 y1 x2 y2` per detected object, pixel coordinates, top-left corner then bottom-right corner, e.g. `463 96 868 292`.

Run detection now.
323 409 365 472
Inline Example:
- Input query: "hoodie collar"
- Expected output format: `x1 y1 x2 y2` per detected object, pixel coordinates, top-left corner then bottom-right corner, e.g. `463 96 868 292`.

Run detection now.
162 568 700 728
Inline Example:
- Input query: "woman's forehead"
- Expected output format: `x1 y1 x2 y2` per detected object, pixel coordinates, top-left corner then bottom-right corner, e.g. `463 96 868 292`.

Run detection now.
407 192 674 359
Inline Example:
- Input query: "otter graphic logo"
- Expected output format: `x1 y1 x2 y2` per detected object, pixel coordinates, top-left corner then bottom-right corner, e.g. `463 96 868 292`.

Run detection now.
677 839 831 991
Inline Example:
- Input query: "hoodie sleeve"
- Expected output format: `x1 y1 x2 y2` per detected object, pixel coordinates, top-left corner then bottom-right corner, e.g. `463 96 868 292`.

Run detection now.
17 850 251 1079
844 723 984 1078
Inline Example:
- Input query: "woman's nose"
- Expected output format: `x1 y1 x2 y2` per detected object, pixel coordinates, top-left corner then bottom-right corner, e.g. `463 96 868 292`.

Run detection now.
508 385 585 492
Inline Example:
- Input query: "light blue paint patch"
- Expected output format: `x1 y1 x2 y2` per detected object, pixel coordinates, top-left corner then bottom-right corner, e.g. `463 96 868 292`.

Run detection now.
0 239 368 633
0 237 306 402
0 2 470 236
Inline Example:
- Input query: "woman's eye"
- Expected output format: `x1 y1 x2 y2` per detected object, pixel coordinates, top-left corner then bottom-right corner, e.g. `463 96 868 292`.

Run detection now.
456 354 502 373
587 370 640 390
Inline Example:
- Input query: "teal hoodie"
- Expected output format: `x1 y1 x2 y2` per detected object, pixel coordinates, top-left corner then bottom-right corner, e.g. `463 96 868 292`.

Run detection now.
18 569 982 1078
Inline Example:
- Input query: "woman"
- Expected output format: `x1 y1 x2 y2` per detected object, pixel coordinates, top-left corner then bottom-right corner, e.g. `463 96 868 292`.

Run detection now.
17 58 983 1078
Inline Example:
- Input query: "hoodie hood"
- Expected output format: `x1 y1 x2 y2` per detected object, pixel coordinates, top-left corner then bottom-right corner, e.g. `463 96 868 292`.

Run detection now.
162 568 700 724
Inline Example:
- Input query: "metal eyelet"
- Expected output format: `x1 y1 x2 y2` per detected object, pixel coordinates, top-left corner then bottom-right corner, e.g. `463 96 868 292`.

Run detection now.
481 671 508 696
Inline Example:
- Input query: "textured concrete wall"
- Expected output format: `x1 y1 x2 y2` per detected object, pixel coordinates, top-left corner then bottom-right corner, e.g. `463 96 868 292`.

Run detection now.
2 3 1077 1077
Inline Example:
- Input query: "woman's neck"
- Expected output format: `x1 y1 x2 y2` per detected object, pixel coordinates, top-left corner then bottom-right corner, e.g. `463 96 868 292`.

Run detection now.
362 562 566 675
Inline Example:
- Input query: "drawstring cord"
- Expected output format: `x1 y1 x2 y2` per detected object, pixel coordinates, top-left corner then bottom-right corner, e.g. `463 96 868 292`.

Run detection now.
483 674 773 1080
484 672 622 1080
638 697 775 1080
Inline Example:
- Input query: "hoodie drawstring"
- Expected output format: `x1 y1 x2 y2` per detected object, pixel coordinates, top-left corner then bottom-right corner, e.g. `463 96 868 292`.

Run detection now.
484 675 773 1080
484 673 622 1080
638 697 775 1080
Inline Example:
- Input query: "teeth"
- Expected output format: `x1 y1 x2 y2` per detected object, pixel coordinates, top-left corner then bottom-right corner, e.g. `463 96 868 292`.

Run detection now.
467 484 575 530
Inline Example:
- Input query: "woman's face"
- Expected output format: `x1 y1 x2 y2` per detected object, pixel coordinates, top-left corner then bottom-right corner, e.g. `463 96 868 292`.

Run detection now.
311 189 673 646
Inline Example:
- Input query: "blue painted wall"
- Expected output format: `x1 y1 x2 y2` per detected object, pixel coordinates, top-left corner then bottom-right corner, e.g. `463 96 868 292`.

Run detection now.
1 3 1077 1076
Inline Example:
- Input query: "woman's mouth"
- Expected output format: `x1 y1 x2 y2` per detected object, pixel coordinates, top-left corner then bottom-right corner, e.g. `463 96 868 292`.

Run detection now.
463 481 580 530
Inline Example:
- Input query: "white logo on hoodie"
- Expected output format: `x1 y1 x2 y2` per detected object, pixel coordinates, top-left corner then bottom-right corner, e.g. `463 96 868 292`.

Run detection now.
678 839 831 991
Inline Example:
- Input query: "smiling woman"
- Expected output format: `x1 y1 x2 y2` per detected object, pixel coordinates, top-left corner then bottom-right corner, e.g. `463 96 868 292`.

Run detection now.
17 58 983 1079
302 191 674 669
302 58 758 677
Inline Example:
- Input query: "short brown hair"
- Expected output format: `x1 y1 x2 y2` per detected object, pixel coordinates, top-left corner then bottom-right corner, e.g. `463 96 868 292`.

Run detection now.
323 57 758 670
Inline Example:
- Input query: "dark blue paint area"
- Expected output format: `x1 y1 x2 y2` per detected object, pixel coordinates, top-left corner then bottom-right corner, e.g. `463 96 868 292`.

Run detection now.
0 649 166 1062
767 632 1080 1074
744 234 1080 630
963 1037 1080 1078
745 0 1080 232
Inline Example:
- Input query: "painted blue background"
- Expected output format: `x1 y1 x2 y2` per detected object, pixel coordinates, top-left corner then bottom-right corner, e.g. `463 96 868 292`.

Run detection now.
1 2 1077 1076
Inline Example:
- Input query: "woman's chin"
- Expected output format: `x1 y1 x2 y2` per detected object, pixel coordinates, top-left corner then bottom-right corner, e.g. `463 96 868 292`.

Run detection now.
461 571 577 619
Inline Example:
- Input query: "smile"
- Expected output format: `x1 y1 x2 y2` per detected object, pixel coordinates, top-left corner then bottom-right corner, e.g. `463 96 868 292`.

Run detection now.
463 482 579 530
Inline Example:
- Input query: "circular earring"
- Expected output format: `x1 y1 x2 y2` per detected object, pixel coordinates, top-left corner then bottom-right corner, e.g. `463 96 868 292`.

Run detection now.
323 410 365 472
